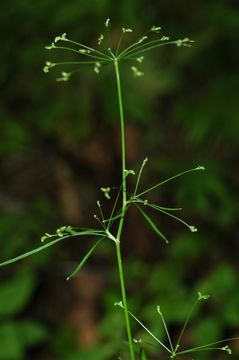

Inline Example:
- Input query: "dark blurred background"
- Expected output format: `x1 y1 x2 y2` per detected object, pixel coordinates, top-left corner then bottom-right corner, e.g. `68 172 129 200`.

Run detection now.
0 0 238 359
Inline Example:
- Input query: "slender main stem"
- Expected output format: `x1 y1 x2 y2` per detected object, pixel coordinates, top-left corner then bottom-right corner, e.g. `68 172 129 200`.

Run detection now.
114 59 136 360
114 60 127 207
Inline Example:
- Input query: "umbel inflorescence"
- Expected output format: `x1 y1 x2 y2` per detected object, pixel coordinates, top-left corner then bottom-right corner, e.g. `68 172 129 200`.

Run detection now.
43 18 193 80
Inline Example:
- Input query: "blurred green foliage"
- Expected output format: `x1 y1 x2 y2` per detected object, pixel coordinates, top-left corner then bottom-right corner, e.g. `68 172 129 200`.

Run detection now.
0 0 238 359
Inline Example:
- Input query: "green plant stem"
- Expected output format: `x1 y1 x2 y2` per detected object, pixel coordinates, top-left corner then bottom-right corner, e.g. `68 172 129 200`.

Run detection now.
114 59 136 360
114 60 127 207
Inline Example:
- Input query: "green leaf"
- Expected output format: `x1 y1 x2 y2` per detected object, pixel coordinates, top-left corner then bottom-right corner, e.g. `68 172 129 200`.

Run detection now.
0 230 102 267
66 238 103 280
0 273 35 317
0 322 22 359
0 236 69 266
0 321 47 359
137 206 168 243
16 321 47 347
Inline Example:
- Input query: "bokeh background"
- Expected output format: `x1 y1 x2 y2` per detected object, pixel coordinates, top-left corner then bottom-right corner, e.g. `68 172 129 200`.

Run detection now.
0 0 238 359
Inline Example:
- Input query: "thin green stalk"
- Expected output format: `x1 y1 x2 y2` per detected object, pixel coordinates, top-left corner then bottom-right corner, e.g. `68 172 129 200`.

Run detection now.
114 59 136 360
115 242 135 359
175 337 239 356
125 308 171 353
175 298 199 350
53 61 108 67
114 60 127 207
116 32 124 56
136 166 204 198
146 203 195 231
63 38 112 59
54 45 109 61
157 306 174 352
119 39 176 59
133 158 148 197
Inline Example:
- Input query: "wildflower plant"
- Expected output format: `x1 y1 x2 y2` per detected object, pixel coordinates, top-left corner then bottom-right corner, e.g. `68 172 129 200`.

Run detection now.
1 19 238 359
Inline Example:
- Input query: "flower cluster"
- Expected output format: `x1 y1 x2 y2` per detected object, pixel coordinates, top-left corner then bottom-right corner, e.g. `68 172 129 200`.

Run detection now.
43 19 194 81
